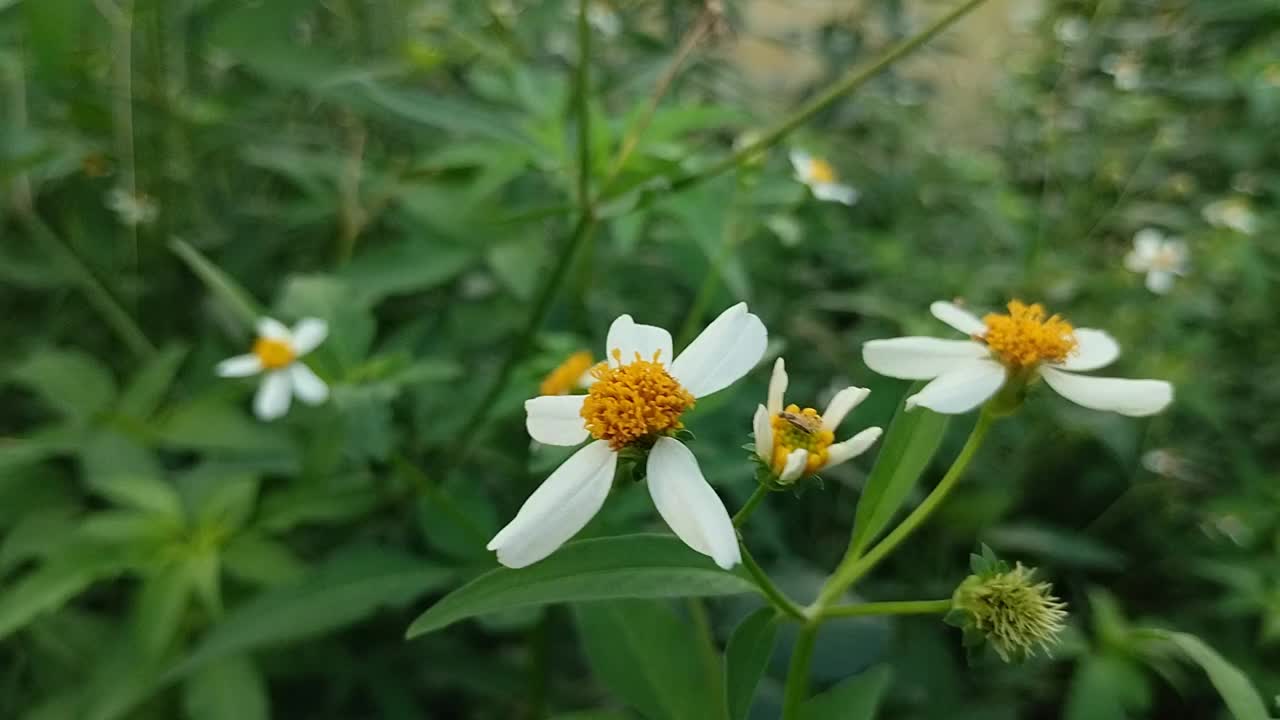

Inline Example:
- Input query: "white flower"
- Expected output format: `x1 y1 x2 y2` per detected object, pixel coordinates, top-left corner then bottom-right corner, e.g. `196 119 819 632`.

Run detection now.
585 1 621 36
1101 53 1142 91
216 317 330 421
1202 197 1257 235
105 187 158 226
862 300 1173 417
789 150 858 206
752 359 882 484
1053 16 1088 45
489 303 768 569
1124 228 1188 294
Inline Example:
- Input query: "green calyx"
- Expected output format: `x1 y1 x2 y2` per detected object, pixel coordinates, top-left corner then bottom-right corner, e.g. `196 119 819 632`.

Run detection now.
946 545 1068 663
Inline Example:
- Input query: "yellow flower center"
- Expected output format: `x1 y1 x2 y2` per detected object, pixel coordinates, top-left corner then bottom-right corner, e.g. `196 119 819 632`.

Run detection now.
981 301 1077 368
580 350 695 450
806 158 837 184
252 337 297 370
770 405 836 476
540 350 595 396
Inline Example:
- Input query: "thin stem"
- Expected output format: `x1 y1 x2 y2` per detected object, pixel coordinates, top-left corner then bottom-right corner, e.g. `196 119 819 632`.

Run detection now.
574 0 591 209
335 111 368 266
816 410 995 609
733 485 770 528
739 543 806 622
97 0 139 269
821 599 951 619
781 623 819 720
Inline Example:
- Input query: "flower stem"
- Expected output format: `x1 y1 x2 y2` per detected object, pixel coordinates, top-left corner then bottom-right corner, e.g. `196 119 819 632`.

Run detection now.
816 410 995 609
733 484 770 528
575 0 591 209
781 622 819 720
821 598 951 619
739 543 806 622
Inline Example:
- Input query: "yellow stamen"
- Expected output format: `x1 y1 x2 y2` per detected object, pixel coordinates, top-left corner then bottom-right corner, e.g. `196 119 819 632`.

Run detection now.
252 337 297 370
540 350 594 396
981 301 1077 368
580 350 695 450
806 158 837 184
770 404 836 476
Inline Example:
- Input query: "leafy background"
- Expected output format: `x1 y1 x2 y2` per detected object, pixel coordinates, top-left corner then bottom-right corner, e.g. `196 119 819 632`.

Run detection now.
1 0 1277 718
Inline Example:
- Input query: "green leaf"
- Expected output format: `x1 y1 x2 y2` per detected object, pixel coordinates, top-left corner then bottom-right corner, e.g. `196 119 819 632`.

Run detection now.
339 239 474 305
116 344 189 420
133 568 193 657
275 275 375 369
406 535 760 637
169 239 262 328
1144 629 1270 720
802 665 892 720
221 532 307 587
9 348 117 423
182 656 269 720
1066 654 1151 720
725 608 779 720
88 474 184 520
0 549 129 641
849 393 951 557
23 0 84 84
575 599 718 720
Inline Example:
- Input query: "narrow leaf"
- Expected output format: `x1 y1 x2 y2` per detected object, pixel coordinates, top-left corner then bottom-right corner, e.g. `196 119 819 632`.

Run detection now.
802 665 892 720
1146 630 1270 720
725 608 780 720
169 239 262 328
182 656 269 720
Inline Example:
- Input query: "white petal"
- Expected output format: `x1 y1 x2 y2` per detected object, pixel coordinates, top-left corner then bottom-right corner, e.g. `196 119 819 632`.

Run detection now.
930 301 987 336
1123 249 1151 273
861 337 990 380
289 364 329 405
824 427 883 469
216 354 263 378
670 303 767 398
254 370 293 421
812 183 858 205
257 317 291 342
1133 228 1164 258
821 386 870 431
905 360 1006 414
605 314 674 367
767 357 788 415
1056 328 1120 371
777 448 808 484
487 441 617 568
1040 367 1173 417
1166 240 1190 273
524 395 590 446
290 318 328 355
1146 270 1175 294
789 149 811 176
646 438 740 569
753 405 773 462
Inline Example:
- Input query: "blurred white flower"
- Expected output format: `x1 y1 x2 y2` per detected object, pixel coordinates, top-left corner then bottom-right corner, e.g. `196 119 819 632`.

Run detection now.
1053 16 1088 45
216 317 330 421
1101 53 1142 91
863 300 1173 416
492 304 767 569
585 1 620 36
790 150 858 206
1125 228 1188 294
752 359 881 485
1202 197 1257 235
105 187 158 226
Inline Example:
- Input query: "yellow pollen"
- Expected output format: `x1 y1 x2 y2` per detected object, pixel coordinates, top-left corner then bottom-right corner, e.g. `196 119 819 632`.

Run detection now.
981 300 1077 368
806 158 837 184
770 404 836 476
580 349 695 450
540 350 594 396
252 337 297 370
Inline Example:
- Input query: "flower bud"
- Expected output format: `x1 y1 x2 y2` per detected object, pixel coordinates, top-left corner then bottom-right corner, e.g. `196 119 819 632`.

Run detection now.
946 547 1067 663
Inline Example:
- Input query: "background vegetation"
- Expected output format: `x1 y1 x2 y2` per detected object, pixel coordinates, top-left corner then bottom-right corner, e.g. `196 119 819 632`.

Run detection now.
1 0 1276 718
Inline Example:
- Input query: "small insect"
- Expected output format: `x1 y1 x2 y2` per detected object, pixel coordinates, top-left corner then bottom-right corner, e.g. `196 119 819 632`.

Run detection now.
779 411 819 434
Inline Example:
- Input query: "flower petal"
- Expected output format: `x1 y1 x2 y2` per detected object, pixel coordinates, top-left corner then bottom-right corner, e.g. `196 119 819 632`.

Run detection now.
812 183 858 205
753 404 773 462
605 314 674 367
671 303 767 398
1123 249 1150 274
487 441 617 568
767 358 788 414
862 337 990 380
1133 228 1163 258
777 448 808 484
290 318 329 355
216 354 263 378
1146 270 1175 294
1040 367 1173 417
524 395 590 446
930 301 986 336
1057 329 1120 371
821 386 870 431
289 364 329 405
646 438 741 569
905 359 1006 414
257 317 291 342
254 370 293 421
789 149 811 176
825 427 883 469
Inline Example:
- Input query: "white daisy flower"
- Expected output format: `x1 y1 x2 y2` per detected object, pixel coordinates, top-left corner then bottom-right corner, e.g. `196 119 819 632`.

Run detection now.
216 317 330 421
1124 228 1188 294
105 187 158 226
789 150 858 206
1202 197 1257 235
489 303 768 570
752 359 882 485
863 300 1173 417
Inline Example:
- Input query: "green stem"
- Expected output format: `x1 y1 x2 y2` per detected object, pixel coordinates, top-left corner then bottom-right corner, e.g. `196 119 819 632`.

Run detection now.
781 623 819 720
816 410 995 609
575 0 591 209
821 598 951 619
739 543 806 622
733 484 770 528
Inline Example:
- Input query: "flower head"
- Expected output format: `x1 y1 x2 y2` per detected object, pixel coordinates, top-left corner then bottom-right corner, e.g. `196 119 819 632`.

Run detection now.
539 351 595 396
947 548 1067 663
752 359 882 485
790 150 858 206
1202 197 1257 235
862 300 1173 416
216 317 330 421
491 304 768 569
105 187 158 226
1125 228 1188 294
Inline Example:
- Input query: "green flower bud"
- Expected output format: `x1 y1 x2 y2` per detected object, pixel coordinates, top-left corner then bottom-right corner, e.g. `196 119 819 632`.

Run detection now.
946 546 1068 663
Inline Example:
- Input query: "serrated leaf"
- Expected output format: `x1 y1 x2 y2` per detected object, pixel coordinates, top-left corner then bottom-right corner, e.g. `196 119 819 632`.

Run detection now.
406 535 760 637
725 608 779 720
802 665 892 720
